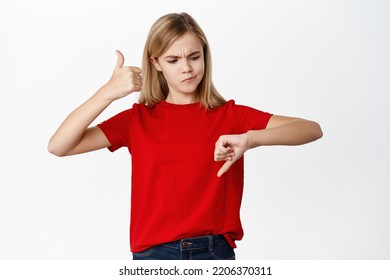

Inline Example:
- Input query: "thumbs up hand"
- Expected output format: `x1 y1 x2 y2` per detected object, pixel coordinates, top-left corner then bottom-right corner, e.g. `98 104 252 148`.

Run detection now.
101 50 142 101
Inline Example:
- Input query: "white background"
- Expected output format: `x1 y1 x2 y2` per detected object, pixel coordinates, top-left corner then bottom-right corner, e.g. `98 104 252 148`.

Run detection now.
1 0 389 260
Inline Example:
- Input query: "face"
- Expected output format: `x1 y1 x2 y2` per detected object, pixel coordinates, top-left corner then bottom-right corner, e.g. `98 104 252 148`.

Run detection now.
151 32 205 103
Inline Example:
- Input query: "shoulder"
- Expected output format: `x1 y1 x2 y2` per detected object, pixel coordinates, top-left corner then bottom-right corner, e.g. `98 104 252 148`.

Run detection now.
213 99 235 112
129 102 156 115
131 102 159 111
103 103 146 122
215 99 259 113
218 99 273 129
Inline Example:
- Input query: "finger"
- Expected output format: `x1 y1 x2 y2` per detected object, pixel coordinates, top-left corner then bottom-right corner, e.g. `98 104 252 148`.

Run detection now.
132 84 142 92
214 152 235 162
133 78 143 87
115 50 125 69
131 73 143 86
124 68 142 79
222 139 229 147
214 146 233 159
215 139 232 152
129 66 142 74
123 66 142 74
217 160 234 177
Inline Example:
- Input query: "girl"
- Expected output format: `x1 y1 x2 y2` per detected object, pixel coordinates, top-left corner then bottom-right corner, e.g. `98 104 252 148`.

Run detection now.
48 12 322 260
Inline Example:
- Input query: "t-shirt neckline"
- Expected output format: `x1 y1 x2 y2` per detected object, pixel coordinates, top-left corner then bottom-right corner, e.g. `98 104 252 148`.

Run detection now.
159 100 203 111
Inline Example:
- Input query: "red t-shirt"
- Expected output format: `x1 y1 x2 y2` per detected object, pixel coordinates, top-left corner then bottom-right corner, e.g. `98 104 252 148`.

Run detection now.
98 99 272 252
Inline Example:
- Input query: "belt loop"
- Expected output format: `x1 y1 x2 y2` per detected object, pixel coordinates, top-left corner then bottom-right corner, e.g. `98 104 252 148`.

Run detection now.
208 235 213 251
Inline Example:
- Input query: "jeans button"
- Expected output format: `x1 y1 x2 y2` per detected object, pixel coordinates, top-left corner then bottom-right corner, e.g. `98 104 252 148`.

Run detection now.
182 242 192 248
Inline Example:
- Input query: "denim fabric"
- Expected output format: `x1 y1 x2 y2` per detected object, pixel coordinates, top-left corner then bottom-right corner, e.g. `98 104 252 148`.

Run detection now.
132 235 235 260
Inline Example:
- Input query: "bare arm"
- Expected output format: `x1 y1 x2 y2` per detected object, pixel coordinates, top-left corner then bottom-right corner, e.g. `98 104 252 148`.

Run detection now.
247 115 323 148
47 94 112 157
214 115 323 177
48 50 142 157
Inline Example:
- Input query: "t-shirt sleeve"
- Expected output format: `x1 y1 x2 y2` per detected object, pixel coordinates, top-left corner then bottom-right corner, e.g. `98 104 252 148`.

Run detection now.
231 101 273 131
97 109 132 152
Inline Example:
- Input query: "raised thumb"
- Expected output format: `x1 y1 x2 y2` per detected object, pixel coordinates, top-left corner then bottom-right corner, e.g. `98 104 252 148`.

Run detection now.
115 50 125 69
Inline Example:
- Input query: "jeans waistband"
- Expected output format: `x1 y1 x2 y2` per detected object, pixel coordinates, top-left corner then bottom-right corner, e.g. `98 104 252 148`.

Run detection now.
161 235 226 252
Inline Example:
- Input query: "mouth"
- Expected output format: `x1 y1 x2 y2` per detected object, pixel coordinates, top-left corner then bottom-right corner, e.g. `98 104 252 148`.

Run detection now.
182 76 196 82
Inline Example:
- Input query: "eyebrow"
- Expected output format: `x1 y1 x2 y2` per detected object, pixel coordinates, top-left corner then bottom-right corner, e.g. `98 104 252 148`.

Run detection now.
164 51 201 59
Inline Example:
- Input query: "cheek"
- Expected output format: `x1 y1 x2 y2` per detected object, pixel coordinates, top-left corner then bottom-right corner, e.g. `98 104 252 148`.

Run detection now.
198 61 205 74
160 67 176 81
162 69 178 86
197 63 205 78
163 72 177 85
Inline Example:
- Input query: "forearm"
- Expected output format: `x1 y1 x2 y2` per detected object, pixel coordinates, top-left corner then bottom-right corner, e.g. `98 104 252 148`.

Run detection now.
246 119 323 148
48 87 113 156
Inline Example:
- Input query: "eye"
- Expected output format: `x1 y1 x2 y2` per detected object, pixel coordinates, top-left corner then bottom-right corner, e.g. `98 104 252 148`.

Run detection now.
167 59 177 64
189 56 200 61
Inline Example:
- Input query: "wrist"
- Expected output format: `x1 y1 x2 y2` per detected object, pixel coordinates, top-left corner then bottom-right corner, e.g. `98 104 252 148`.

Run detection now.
95 84 117 104
245 130 261 149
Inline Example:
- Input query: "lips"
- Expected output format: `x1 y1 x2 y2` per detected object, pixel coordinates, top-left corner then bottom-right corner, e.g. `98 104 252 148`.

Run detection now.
182 76 196 82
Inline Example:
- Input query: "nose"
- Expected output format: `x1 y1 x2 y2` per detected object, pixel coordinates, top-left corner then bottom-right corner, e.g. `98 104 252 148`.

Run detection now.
181 59 193 73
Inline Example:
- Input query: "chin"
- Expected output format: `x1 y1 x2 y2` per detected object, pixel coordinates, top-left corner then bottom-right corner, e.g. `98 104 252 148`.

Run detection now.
180 86 199 94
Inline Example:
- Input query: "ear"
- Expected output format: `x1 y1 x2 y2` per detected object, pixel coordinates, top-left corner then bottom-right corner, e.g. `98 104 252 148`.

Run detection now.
150 57 162 71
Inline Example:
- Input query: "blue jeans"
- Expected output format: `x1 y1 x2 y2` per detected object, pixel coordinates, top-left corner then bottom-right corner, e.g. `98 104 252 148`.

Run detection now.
132 235 235 260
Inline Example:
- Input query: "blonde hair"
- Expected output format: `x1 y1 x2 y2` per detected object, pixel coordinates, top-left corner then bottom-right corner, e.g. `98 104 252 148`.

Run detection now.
139 12 226 110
